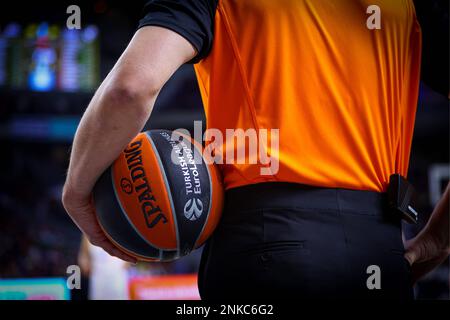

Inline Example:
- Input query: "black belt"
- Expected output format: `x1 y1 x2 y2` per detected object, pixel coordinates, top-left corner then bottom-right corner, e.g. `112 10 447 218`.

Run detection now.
224 174 419 224
225 182 388 216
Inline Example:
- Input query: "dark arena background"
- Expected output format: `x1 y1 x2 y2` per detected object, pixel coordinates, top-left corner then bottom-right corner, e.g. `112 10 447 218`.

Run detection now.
0 0 448 301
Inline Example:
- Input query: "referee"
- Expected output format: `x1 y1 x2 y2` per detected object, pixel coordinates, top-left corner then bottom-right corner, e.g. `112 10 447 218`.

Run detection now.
63 0 449 299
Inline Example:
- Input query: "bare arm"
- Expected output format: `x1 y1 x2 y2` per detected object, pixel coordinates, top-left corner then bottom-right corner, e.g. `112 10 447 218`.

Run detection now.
405 0 450 281
62 26 196 262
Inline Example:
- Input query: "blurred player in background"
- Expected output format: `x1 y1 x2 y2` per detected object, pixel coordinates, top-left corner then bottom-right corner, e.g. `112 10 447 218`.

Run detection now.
78 236 129 300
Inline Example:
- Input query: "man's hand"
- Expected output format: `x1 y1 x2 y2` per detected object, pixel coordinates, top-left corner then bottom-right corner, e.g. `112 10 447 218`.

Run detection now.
404 183 450 283
62 26 196 261
404 231 449 283
63 187 137 263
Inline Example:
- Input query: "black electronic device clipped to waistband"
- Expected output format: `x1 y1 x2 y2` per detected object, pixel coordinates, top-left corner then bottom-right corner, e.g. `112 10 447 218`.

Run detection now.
387 174 419 224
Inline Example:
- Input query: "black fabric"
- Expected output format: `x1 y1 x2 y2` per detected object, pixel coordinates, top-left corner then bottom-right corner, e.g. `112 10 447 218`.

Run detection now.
198 183 414 300
138 0 218 64
147 130 211 256
414 0 449 97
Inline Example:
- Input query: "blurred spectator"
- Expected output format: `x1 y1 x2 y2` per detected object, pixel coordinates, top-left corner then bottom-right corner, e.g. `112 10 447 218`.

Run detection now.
78 235 129 300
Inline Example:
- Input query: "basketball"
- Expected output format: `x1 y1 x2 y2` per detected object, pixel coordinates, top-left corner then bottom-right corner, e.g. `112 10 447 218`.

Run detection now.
93 129 224 262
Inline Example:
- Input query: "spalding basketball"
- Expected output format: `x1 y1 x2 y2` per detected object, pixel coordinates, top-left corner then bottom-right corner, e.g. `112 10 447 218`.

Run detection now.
93 129 224 262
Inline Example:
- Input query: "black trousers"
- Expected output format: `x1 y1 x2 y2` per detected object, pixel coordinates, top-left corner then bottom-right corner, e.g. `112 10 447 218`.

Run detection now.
198 182 414 300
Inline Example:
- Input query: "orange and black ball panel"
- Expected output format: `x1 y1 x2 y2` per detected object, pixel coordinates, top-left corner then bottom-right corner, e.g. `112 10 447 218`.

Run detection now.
93 129 224 262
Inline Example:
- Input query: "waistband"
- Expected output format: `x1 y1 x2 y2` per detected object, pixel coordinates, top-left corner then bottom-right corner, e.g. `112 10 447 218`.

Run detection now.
224 182 389 216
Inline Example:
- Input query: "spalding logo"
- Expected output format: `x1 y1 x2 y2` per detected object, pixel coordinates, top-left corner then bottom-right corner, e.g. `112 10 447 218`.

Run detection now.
183 198 203 221
120 178 133 195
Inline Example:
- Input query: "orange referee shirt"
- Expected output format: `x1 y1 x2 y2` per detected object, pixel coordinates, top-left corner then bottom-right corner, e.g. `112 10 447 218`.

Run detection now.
140 0 423 192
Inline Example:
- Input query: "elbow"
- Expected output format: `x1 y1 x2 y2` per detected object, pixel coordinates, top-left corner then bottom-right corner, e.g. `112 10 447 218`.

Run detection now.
101 77 161 116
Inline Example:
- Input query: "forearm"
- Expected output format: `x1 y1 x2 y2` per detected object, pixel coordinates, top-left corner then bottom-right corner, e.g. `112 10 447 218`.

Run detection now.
63 27 195 202
61 26 195 261
64 84 156 199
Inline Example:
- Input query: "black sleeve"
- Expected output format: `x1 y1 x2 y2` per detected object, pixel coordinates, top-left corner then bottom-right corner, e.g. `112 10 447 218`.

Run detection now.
414 0 449 97
138 0 218 64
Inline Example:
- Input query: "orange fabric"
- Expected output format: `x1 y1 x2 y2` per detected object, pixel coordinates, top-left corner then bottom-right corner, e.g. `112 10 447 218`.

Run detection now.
194 0 422 192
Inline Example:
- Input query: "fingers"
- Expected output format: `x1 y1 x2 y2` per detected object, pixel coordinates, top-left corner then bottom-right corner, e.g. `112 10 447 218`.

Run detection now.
63 194 137 264
83 216 138 263
404 234 450 283
409 253 449 283
403 238 417 266
404 250 416 266
63 196 99 235
90 236 137 264
81 217 138 263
